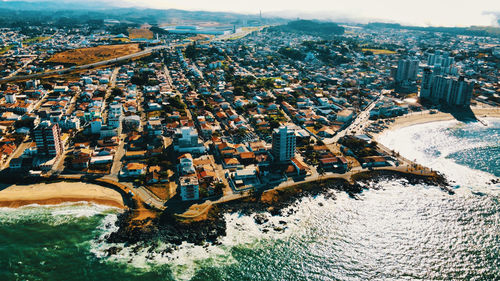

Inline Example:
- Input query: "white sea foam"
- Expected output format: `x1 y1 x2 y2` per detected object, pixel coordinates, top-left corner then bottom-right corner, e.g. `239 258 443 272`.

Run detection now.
90 118 499 280
0 202 120 225
88 194 340 281
378 119 500 191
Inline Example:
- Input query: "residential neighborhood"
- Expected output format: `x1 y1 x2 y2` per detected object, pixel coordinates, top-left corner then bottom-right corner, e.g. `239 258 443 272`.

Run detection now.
0 19 499 210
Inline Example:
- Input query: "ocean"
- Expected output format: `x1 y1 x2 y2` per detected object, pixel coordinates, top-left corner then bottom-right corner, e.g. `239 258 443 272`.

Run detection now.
1 119 499 281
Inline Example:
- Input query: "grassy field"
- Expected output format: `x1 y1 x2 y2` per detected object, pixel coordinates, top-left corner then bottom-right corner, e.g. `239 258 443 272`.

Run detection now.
362 48 397 55
128 28 154 39
23 36 51 44
0 45 12 55
47 44 141 66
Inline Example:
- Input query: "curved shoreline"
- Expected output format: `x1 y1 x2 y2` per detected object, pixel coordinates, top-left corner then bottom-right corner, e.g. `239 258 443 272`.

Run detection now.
0 198 124 209
0 182 125 209
373 107 500 140
106 169 449 247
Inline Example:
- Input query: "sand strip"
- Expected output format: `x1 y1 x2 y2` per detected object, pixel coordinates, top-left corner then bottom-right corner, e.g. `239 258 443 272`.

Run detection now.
374 107 500 139
0 182 125 208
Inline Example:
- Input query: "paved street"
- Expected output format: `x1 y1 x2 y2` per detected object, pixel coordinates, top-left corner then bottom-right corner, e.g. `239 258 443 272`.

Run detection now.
134 186 166 209
109 134 126 178
324 92 383 144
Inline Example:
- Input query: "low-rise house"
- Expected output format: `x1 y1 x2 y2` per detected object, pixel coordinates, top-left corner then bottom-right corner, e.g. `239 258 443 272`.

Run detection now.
125 150 147 160
239 151 256 165
223 157 241 169
71 155 90 169
319 156 348 172
90 155 113 165
122 162 147 177
230 165 260 191
337 109 354 123
360 156 389 168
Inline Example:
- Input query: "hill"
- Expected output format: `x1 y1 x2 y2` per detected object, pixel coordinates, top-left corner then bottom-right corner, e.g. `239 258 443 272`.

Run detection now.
366 22 500 38
268 20 345 37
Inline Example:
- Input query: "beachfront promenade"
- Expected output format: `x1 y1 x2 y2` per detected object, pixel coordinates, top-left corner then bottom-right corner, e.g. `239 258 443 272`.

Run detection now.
175 161 439 220
53 174 164 222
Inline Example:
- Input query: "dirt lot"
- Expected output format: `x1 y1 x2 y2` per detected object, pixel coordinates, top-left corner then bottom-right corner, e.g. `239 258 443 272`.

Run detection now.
145 182 176 201
47 44 141 66
128 28 154 39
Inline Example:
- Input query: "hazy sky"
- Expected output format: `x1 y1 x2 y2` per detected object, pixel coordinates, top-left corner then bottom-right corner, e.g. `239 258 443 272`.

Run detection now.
120 0 500 27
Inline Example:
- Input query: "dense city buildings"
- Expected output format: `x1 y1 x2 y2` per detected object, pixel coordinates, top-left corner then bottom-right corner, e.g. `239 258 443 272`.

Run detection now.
1 3 500 280
0 15 498 209
428 51 454 68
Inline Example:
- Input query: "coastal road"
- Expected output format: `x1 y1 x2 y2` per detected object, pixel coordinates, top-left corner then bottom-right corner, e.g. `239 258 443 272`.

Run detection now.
109 133 126 178
134 186 166 210
324 92 383 144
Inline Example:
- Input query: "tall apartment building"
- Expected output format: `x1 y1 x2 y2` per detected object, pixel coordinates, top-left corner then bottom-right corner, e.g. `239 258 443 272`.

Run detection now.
428 51 454 68
179 175 200 201
5 93 16 104
34 121 64 157
395 58 419 83
445 76 474 106
108 101 123 129
271 126 296 162
420 69 474 107
420 67 433 99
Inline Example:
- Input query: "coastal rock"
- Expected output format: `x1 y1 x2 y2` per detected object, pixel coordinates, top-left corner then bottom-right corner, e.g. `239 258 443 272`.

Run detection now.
105 170 450 249
254 214 269 225
273 226 284 232
105 246 122 256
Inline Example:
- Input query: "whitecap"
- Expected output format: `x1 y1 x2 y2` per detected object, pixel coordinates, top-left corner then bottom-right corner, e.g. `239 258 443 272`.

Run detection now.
378 119 500 192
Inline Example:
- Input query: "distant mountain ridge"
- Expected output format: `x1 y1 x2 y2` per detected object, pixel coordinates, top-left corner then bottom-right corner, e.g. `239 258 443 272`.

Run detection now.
0 0 497 38
0 1 276 26
0 0 118 10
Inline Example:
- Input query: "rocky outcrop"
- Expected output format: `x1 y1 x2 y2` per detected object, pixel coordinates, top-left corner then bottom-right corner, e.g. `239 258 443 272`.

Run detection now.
106 170 450 250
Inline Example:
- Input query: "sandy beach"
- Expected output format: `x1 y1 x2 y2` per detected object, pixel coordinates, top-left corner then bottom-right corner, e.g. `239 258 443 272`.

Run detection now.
0 182 125 208
374 107 500 139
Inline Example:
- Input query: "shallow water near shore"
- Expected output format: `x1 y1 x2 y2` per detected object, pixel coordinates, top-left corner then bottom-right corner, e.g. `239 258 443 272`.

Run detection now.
1 119 499 281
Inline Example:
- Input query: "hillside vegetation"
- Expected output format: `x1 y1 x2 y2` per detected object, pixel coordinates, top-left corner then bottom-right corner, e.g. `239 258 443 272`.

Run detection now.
269 20 345 37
